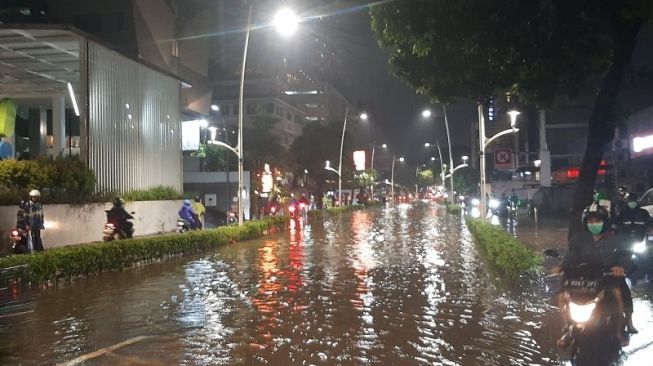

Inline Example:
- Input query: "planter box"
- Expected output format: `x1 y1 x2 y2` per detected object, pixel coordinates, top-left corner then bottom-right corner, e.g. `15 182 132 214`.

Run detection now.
0 200 183 250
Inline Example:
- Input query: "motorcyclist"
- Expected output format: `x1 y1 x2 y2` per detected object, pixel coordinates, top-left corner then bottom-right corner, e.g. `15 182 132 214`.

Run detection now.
593 187 613 219
24 190 45 252
555 203 635 345
613 185 630 220
178 200 197 229
299 193 310 209
192 196 206 230
616 193 652 228
107 197 134 237
508 189 520 210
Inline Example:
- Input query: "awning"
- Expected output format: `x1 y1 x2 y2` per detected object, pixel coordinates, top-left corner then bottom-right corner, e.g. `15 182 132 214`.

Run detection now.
0 28 80 99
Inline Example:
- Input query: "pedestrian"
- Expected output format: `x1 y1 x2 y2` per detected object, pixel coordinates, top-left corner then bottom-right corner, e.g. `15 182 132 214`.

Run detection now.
192 195 206 229
24 189 45 252
322 194 329 209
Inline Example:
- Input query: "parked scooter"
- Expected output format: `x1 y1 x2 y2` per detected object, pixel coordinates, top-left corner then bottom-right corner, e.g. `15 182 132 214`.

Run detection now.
103 210 135 241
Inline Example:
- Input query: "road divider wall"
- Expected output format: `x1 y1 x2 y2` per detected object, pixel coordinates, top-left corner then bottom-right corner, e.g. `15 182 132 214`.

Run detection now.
465 218 542 280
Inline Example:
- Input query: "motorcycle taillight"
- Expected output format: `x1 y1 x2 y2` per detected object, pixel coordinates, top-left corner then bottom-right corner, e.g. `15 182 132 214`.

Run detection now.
11 230 19 236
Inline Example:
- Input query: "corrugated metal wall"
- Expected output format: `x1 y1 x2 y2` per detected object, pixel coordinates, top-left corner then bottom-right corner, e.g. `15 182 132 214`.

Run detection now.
87 41 182 193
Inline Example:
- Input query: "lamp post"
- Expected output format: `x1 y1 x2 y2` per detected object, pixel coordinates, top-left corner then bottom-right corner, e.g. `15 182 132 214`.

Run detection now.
444 156 469 179
478 105 520 219
390 156 404 202
220 6 298 225
423 106 455 203
424 141 445 185
329 108 367 206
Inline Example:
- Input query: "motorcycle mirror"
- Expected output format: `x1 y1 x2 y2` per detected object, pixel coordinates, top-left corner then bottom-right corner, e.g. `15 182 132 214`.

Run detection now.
543 248 560 258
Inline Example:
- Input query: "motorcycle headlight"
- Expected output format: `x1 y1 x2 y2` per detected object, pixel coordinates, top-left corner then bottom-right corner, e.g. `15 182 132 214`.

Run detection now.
471 198 480 206
569 301 596 323
489 199 499 209
633 240 647 254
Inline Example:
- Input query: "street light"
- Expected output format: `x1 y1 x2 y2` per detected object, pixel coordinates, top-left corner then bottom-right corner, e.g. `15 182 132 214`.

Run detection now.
227 6 299 225
422 106 455 203
424 141 445 183
478 105 521 219
444 157 469 179
328 108 368 206
382 143 387 149
390 156 404 202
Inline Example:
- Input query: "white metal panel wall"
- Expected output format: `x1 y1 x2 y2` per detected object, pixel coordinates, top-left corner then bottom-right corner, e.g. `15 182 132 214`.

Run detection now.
87 41 182 193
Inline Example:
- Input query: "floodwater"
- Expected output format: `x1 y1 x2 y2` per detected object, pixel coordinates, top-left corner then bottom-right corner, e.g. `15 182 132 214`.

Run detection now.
1 203 652 365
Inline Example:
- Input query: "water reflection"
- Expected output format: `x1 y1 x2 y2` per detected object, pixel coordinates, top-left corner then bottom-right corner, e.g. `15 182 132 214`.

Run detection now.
2 204 653 365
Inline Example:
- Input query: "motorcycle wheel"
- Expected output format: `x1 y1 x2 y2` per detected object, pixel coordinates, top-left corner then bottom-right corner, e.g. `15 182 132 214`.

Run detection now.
572 320 621 366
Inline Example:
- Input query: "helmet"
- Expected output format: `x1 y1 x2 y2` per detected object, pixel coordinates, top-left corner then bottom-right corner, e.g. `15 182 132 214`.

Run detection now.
194 195 201 202
184 199 191 206
618 185 629 196
29 189 40 197
113 197 124 207
581 203 610 232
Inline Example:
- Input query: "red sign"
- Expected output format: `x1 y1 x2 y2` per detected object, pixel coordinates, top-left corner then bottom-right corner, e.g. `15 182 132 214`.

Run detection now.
494 148 512 170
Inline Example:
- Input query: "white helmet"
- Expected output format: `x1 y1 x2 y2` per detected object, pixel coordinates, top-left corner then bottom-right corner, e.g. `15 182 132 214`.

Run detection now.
29 189 41 197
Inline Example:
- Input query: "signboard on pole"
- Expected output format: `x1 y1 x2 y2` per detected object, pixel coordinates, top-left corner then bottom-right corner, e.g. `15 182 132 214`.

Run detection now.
353 150 366 171
494 147 512 170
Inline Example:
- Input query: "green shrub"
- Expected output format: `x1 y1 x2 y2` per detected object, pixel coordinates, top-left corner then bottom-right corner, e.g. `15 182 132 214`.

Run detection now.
0 157 95 205
122 185 182 201
445 204 462 214
465 218 542 281
0 216 286 286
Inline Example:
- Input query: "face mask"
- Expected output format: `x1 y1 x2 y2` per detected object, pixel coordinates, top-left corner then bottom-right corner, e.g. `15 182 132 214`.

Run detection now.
628 202 637 209
587 222 604 235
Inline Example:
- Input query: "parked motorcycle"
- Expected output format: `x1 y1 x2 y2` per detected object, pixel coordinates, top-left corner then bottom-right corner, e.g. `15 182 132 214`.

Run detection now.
556 264 623 365
103 210 135 241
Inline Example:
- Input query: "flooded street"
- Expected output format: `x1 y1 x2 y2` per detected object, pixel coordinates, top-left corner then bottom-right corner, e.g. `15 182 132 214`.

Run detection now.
2 203 653 365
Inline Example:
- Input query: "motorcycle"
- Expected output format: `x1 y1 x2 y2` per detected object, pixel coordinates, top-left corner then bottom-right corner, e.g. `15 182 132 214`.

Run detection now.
620 222 653 281
103 211 135 241
227 209 238 225
176 218 193 233
288 203 303 229
8 227 30 254
557 264 624 365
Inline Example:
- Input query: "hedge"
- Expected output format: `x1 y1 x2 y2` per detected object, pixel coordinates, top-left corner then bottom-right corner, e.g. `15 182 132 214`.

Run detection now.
465 218 542 281
0 216 285 287
445 204 462 214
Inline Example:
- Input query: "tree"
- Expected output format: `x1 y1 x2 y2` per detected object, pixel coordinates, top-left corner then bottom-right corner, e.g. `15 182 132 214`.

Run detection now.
371 0 653 236
451 167 480 196
353 169 377 188
416 169 434 188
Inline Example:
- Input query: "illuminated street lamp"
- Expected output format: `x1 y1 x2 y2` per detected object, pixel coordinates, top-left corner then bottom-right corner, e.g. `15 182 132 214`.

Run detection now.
326 109 368 206
390 156 405 202
422 106 455 203
223 6 299 225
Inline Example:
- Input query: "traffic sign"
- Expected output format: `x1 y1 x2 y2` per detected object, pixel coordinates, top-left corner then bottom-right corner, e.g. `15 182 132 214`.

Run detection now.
494 148 512 170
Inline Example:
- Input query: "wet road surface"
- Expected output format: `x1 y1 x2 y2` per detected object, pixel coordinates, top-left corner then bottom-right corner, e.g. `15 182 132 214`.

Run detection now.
1 203 652 365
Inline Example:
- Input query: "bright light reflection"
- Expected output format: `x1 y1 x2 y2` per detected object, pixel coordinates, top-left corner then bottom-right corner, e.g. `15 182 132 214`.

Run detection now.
273 8 299 37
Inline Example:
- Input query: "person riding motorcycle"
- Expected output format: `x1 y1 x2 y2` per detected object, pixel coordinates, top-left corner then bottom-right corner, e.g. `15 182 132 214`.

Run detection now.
613 185 630 220
616 193 652 228
107 197 134 237
192 196 206 230
178 200 197 229
555 203 636 346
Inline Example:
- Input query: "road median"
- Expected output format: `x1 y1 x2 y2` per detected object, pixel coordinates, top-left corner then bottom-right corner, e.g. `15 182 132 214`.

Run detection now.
465 218 542 281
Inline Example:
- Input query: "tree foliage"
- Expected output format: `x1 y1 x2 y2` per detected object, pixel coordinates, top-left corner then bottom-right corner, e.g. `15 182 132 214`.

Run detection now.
416 169 434 188
371 0 653 235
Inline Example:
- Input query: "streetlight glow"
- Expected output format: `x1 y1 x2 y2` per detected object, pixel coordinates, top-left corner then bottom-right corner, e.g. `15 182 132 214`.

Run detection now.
399 157 405 162
424 142 431 147
211 104 220 111
273 8 299 37
508 110 521 126
462 155 469 163
382 143 387 149
431 156 436 161
360 112 369 120
422 109 432 118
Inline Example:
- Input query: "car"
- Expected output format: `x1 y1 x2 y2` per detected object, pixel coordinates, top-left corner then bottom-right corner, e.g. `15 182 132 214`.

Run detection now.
639 188 653 217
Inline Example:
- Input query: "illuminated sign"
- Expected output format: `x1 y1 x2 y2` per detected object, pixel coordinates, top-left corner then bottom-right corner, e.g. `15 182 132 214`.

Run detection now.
261 163 273 194
353 150 366 171
632 132 653 158
181 120 202 151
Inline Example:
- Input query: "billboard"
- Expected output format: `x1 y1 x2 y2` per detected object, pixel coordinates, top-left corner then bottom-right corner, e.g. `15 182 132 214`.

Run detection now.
631 131 653 158
182 120 201 151
353 150 366 171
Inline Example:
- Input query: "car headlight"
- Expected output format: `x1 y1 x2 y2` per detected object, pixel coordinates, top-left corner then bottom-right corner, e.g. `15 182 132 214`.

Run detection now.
489 199 499 209
471 198 480 206
569 301 596 323
633 240 647 254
